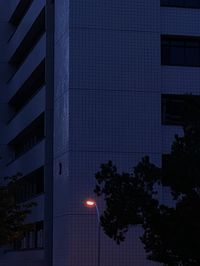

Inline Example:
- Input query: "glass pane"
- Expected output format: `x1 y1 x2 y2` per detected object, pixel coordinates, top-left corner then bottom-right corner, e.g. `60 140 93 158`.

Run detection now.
161 0 170 6
162 39 170 45
171 40 184 47
170 46 185 65
161 0 188 7
161 46 170 64
187 0 200 8
162 95 186 125
166 99 184 116
186 40 199 47
185 47 200 66
171 0 184 7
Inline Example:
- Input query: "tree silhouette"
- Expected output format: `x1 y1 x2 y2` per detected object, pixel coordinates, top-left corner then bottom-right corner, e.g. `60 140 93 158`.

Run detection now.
94 96 200 265
0 173 35 247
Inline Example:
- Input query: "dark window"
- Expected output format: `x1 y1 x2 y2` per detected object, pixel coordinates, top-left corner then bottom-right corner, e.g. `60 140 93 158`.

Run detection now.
12 221 44 250
15 167 44 203
161 36 200 67
161 0 200 8
36 221 44 248
8 113 45 162
161 94 200 125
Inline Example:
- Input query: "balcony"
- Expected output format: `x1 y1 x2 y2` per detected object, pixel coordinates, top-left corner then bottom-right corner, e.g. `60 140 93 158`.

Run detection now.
3 139 45 178
6 34 46 102
5 87 45 144
9 0 33 26
7 0 45 64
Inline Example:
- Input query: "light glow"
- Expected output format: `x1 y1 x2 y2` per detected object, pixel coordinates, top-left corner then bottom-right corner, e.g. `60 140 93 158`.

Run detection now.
85 199 96 207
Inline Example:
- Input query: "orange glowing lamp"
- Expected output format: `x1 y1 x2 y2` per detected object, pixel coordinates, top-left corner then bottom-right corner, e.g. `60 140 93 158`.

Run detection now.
83 198 100 265
85 199 96 208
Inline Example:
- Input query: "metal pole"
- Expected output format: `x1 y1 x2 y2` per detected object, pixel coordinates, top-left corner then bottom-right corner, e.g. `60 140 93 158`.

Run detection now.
95 203 100 266
97 223 100 266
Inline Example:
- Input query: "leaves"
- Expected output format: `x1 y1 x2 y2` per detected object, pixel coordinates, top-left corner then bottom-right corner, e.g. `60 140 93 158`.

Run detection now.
94 118 200 265
0 173 35 246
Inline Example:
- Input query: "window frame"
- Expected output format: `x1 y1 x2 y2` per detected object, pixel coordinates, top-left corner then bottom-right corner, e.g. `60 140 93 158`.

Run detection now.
15 167 44 203
161 94 200 126
11 221 44 251
161 35 200 67
160 0 200 9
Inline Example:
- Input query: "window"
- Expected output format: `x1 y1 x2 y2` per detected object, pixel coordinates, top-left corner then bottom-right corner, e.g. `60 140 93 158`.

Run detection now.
15 167 44 203
161 94 200 125
161 36 200 67
36 221 44 248
12 221 44 250
161 0 200 8
8 113 45 162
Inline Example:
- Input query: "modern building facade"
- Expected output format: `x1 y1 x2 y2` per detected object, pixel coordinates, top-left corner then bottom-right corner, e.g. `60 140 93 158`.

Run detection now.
0 0 200 265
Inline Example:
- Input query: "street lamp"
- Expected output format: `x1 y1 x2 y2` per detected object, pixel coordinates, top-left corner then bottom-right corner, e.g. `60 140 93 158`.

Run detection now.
84 199 101 266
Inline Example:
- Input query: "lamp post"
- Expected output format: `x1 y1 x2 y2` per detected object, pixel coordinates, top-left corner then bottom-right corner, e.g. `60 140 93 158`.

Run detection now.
84 199 101 266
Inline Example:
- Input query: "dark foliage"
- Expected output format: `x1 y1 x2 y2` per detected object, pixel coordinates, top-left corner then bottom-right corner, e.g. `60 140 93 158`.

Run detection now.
0 173 35 246
94 100 200 265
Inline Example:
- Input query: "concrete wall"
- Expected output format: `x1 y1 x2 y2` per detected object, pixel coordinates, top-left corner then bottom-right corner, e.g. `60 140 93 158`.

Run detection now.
53 0 161 265
1 0 200 265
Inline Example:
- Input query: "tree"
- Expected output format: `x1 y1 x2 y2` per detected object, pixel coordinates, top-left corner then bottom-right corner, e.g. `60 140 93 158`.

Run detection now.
0 173 35 246
94 96 200 266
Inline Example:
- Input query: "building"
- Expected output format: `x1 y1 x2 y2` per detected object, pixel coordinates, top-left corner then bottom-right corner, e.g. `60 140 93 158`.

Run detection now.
0 0 200 265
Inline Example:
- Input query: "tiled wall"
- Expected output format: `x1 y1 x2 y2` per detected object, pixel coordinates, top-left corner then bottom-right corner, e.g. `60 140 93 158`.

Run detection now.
53 0 162 265
54 1 200 266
